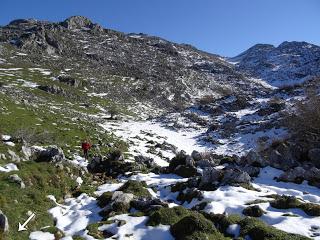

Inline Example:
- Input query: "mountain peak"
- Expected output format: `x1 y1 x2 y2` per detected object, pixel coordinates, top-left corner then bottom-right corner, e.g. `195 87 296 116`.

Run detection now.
60 16 96 30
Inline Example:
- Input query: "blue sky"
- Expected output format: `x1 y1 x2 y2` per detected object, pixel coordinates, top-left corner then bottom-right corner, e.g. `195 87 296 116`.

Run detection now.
1 0 319 56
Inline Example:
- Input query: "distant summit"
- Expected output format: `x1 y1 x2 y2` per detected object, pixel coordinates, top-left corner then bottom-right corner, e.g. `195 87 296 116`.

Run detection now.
230 41 320 86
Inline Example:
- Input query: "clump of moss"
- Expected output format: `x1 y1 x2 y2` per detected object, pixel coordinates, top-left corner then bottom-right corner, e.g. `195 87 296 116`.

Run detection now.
45 226 65 239
129 211 146 217
146 206 191 226
238 183 261 192
96 192 113 208
203 213 242 234
242 205 265 217
86 221 113 239
245 199 269 205
118 180 151 198
72 184 97 197
73 236 86 240
239 217 310 240
270 195 320 216
270 195 301 209
170 214 227 240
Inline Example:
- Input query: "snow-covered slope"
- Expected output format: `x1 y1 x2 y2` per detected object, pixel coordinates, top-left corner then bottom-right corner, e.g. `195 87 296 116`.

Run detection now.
230 41 320 87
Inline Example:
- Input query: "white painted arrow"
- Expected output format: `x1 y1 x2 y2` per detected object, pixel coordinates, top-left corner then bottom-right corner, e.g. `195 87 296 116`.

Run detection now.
18 212 35 231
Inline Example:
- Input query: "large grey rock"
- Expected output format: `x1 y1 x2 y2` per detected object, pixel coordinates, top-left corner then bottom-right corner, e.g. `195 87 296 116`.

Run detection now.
221 169 251 185
196 159 217 168
243 150 265 167
8 174 25 188
239 165 260 177
32 146 65 162
200 167 222 187
278 167 306 184
191 151 202 161
134 155 157 168
269 148 299 170
185 156 195 167
111 191 134 205
7 150 20 162
37 85 65 95
308 148 320 168
0 210 9 232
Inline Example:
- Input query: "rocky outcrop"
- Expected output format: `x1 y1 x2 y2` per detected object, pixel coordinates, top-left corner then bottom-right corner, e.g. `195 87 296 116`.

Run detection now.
37 85 65 95
31 146 65 162
308 148 320 168
221 168 251 186
0 210 9 233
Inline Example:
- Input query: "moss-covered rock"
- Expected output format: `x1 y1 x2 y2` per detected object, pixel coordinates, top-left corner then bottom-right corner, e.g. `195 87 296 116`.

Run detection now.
96 191 113 208
242 205 265 217
270 195 320 216
146 206 191 226
86 221 113 239
45 226 65 239
239 217 310 240
270 195 301 209
300 202 320 216
203 213 242 234
111 201 131 214
170 214 227 240
118 180 151 198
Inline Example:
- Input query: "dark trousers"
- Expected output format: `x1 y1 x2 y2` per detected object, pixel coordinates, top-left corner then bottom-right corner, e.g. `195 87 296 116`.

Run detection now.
83 149 89 159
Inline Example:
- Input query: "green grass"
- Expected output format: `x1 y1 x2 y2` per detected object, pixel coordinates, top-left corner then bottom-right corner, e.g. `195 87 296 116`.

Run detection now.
0 161 93 240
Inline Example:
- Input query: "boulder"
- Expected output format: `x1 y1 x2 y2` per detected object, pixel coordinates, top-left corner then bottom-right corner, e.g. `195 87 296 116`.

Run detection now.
200 167 223 186
8 174 25 188
308 148 320 168
196 159 216 168
191 151 202 161
242 205 265 217
174 165 198 178
7 150 20 162
134 155 157 168
131 199 168 213
221 168 251 186
185 156 195 167
305 167 320 187
242 150 265 167
57 75 81 87
32 146 65 162
278 167 306 184
37 85 65 95
268 148 299 170
0 210 9 232
168 151 188 171
239 166 261 178
111 191 134 205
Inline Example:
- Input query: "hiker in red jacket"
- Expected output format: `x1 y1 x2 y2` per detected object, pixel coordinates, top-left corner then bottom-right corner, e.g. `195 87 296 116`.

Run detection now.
81 139 91 160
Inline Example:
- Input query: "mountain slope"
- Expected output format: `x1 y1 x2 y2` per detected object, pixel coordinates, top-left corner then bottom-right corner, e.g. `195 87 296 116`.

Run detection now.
230 41 320 87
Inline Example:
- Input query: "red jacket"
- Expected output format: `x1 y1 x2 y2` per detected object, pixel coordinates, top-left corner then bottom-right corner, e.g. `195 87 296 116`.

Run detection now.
82 142 91 151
